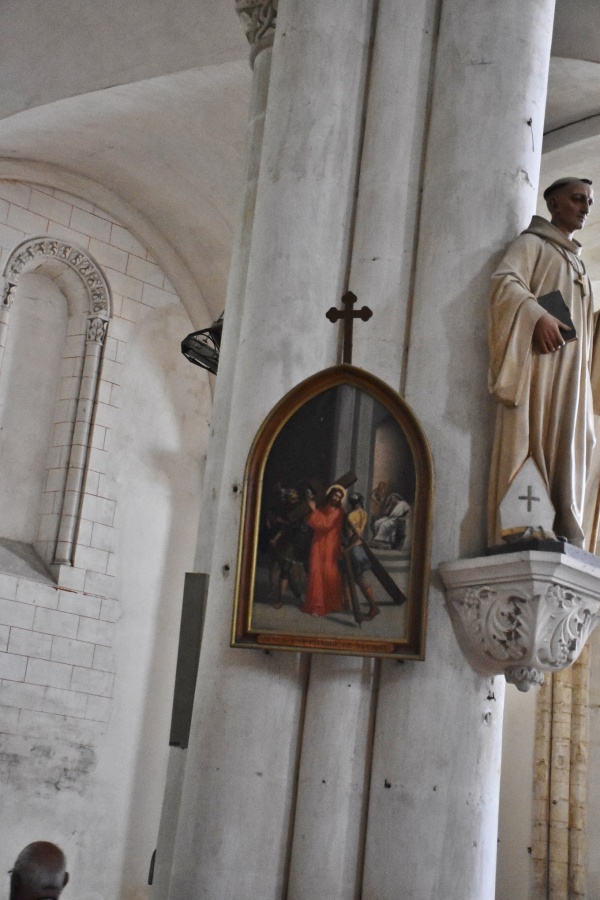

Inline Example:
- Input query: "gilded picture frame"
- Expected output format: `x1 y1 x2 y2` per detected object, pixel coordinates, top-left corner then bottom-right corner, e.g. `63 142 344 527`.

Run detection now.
231 365 433 659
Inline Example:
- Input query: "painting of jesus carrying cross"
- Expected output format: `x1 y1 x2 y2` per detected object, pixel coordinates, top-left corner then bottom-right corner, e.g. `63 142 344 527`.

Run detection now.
232 365 433 661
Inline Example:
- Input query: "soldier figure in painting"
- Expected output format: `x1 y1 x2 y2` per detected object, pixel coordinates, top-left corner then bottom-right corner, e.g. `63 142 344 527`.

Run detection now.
270 487 311 609
345 492 379 620
488 177 600 547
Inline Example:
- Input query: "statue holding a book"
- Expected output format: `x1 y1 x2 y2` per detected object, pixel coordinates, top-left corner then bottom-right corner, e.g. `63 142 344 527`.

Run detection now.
488 177 600 547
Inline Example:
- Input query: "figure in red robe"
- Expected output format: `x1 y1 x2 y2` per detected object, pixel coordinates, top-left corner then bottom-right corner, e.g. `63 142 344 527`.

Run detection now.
301 485 346 617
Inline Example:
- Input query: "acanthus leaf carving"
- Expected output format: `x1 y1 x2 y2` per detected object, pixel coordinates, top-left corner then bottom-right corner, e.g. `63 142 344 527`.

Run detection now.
86 317 108 345
441 551 600 691
537 583 595 669
455 586 531 662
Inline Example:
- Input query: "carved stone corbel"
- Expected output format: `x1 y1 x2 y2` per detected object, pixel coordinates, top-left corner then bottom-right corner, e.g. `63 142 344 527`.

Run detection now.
235 0 278 66
440 546 600 691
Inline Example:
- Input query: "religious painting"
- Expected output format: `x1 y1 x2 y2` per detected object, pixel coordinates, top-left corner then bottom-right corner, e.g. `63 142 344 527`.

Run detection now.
232 365 433 659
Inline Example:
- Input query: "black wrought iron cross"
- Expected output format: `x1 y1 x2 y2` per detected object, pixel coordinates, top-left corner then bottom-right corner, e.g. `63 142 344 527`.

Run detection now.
518 485 540 512
326 291 373 365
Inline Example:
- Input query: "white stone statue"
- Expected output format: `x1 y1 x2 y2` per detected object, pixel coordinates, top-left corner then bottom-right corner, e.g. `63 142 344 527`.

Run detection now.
488 177 600 547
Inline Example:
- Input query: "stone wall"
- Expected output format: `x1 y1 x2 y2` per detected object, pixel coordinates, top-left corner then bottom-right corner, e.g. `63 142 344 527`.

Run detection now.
0 180 211 899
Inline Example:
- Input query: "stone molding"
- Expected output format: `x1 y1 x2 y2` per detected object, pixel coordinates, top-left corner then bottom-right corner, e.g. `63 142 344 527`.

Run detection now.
3 236 112 318
235 0 277 65
440 550 600 690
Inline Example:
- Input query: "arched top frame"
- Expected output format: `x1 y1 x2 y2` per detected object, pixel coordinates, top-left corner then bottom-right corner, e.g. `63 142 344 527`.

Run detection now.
232 364 434 660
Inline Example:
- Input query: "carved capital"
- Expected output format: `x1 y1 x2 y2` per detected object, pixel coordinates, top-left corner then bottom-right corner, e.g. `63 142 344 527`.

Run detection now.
86 317 108 345
235 0 277 64
0 278 16 308
440 548 600 690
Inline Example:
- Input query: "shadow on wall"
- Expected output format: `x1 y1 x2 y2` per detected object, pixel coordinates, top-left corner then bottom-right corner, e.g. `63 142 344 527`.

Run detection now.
87 300 211 899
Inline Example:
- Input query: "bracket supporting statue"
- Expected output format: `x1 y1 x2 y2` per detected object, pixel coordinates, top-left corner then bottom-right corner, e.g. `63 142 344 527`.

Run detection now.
440 544 600 691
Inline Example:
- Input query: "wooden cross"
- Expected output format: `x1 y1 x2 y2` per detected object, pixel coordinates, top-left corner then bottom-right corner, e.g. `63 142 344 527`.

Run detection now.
518 485 540 512
575 274 587 298
326 290 372 364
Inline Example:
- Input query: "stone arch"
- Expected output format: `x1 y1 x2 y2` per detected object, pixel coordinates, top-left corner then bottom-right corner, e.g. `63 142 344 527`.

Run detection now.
0 160 211 330
2 234 112 317
0 236 113 567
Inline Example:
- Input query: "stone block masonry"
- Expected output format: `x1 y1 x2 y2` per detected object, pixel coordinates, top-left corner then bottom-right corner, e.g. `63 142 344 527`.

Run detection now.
0 571 117 732
0 174 205 899
0 177 178 576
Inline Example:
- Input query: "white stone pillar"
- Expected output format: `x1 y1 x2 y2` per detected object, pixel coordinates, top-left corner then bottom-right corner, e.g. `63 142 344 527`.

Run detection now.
168 1 374 897
360 2 555 898
154 21 275 900
0 278 15 376
285 1 439 896
167 0 556 897
192 43 273 573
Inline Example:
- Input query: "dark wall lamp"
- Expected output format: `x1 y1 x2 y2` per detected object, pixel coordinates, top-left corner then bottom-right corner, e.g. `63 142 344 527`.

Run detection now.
181 313 223 375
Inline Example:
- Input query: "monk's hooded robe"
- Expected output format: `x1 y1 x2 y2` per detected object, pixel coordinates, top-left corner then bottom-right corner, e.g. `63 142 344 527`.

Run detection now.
488 215 600 547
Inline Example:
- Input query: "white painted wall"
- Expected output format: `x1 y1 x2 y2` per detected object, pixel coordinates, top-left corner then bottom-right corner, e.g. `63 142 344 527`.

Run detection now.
110 299 210 897
496 683 537 900
0 274 67 542
0 181 211 898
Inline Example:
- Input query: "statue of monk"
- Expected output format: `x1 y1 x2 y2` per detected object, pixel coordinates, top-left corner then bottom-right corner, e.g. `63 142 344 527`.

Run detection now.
488 177 600 547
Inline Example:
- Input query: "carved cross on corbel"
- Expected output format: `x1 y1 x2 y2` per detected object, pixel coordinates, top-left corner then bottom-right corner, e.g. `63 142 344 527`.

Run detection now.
518 485 540 513
326 290 372 364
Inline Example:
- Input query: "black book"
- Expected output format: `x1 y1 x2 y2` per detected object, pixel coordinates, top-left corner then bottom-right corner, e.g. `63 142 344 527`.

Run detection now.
537 290 577 342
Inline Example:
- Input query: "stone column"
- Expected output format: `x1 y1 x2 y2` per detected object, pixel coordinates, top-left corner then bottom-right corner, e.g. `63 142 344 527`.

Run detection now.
360 1 555 898
153 12 277 899
167 0 556 897
285 1 439 896
192 10 274 574
54 316 107 565
0 279 15 376
168 1 374 897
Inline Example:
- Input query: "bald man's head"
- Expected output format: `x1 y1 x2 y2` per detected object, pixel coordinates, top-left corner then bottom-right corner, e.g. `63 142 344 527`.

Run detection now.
9 842 69 900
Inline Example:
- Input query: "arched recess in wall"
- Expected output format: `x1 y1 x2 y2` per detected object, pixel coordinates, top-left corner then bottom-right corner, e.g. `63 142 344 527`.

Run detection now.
0 159 213 331
0 235 112 567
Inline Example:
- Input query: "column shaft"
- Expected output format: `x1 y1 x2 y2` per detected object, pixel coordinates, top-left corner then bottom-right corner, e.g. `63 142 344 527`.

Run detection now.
54 324 105 564
169 0 556 896
362 2 555 898
169 1 374 897
287 0 439 896
155 43 273 900
193 45 273 572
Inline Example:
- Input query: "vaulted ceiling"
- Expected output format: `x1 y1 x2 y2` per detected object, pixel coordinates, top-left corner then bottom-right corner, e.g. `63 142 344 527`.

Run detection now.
0 0 598 322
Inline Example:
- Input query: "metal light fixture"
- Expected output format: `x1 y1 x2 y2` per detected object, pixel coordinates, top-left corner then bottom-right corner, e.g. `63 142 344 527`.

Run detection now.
181 313 223 375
